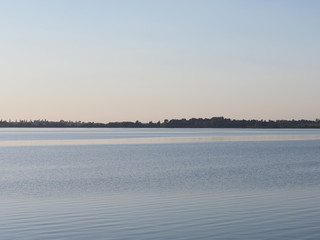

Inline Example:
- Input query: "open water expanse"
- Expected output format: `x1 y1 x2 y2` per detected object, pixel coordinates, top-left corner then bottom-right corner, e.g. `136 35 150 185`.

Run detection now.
1 128 320 239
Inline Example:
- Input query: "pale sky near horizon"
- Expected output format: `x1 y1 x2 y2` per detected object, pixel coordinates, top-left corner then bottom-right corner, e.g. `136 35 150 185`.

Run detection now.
1 0 319 122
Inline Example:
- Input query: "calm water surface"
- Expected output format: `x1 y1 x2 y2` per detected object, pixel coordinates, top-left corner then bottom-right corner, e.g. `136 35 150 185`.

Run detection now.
0 128 320 239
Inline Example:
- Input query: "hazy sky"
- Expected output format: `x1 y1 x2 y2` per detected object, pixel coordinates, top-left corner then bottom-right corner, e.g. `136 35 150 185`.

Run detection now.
1 0 319 122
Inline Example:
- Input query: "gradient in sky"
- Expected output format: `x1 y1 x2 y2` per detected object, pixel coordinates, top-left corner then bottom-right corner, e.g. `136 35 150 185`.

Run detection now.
1 0 319 122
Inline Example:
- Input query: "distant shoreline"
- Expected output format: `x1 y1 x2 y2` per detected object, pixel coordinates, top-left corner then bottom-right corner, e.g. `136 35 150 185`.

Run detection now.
1 117 320 128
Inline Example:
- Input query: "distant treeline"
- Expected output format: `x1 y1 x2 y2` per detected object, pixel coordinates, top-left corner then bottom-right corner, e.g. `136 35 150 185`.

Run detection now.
1 117 320 128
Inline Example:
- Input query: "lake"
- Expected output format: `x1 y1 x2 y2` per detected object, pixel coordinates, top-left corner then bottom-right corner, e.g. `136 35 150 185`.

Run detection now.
1 128 320 239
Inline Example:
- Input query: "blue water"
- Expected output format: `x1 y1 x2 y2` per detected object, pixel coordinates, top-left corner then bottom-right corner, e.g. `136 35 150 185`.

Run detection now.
0 128 320 239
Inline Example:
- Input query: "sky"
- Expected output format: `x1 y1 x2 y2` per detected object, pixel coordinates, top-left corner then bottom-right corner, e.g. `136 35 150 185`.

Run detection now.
1 0 319 123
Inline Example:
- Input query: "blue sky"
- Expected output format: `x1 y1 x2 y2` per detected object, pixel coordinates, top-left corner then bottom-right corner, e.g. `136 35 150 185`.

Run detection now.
1 0 319 122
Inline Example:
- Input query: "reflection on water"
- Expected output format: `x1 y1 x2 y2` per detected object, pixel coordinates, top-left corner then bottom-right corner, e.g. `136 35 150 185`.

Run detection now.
0 128 320 146
0 129 320 239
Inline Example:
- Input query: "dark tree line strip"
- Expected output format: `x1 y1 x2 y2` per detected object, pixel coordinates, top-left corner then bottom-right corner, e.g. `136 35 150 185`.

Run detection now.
1 117 320 128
